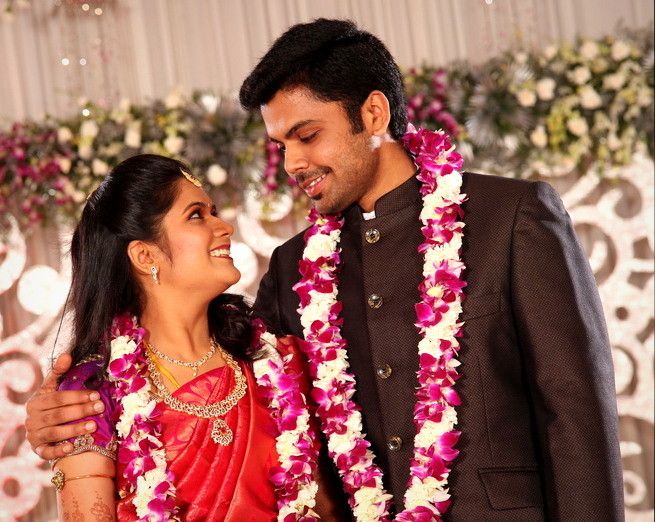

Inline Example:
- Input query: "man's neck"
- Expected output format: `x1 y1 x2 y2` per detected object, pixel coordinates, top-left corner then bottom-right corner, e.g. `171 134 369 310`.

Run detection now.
358 141 416 212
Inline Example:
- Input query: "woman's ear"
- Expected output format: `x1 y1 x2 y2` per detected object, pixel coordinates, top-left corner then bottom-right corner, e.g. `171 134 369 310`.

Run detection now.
360 90 392 137
126 240 158 278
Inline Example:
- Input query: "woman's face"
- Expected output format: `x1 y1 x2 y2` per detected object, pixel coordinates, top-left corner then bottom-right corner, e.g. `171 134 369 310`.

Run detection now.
155 178 240 298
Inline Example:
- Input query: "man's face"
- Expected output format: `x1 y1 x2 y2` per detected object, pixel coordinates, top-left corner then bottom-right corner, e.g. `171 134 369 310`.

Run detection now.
261 86 379 214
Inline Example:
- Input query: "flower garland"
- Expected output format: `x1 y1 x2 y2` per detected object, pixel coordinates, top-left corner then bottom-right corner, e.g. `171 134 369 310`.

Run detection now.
107 315 178 522
291 125 466 521
251 319 321 522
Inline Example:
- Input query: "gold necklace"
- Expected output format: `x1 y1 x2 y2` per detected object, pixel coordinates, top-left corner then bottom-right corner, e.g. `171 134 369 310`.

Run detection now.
146 346 247 445
147 339 217 377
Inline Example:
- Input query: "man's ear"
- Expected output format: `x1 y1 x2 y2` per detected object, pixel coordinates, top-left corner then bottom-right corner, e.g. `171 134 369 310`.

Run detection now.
361 90 392 137
126 240 158 278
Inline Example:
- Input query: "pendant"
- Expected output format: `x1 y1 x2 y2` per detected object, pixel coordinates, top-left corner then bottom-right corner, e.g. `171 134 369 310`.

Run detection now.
192 367 198 377
211 418 233 445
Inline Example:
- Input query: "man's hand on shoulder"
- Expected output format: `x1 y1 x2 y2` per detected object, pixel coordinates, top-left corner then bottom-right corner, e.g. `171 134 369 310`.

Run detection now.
25 353 103 460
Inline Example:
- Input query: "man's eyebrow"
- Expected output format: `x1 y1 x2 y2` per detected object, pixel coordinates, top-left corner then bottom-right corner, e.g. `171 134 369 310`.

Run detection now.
269 120 318 143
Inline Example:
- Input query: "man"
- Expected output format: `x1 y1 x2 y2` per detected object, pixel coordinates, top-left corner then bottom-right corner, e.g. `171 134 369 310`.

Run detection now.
26 18 623 520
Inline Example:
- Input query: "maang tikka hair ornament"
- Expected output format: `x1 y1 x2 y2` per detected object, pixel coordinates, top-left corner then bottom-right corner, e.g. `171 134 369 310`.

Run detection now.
181 169 202 188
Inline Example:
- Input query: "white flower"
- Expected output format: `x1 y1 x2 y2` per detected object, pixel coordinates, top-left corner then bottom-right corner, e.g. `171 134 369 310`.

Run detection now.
567 66 591 85
78 144 93 160
164 135 184 155
543 45 558 61
80 119 99 138
110 335 137 361
299 302 329 329
304 233 337 262
57 127 73 144
603 72 626 91
535 78 556 101
637 87 652 107
56 156 72 174
118 97 131 112
92 158 109 176
611 40 631 61
165 89 184 109
206 164 228 186
220 206 237 220
124 122 142 149
607 132 622 151
72 190 86 203
530 126 548 148
579 40 599 60
328 431 357 454
316 356 349 381
567 117 588 137
433 171 462 202
516 88 536 107
404 477 449 509
353 486 388 520
579 85 602 109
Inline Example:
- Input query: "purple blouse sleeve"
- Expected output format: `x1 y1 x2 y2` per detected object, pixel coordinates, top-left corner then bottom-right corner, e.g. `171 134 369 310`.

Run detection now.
57 359 119 461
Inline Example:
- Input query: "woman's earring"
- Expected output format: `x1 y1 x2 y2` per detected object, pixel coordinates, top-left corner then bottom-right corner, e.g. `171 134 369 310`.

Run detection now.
150 266 159 284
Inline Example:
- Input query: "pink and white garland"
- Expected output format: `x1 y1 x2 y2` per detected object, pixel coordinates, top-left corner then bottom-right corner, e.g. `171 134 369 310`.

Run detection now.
290 125 467 521
107 315 178 522
252 320 321 522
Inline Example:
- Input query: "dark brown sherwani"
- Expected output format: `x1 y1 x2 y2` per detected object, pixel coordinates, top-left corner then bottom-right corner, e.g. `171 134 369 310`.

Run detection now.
253 173 624 521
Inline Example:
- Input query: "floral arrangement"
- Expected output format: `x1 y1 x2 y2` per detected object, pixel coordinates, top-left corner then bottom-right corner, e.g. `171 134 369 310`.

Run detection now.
0 29 652 237
283 125 465 520
107 315 178 521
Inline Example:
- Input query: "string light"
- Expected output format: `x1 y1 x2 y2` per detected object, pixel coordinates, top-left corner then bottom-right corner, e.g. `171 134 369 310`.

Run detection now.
94 7 102 15
79 57 87 66
61 57 70 66
81 108 90 117
81 3 89 11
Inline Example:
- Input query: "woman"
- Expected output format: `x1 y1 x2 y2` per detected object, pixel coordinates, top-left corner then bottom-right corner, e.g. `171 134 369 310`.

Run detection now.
52 154 334 520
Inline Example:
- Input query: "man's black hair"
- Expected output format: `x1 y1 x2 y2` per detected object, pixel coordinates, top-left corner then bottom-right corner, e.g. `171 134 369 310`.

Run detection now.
239 18 407 140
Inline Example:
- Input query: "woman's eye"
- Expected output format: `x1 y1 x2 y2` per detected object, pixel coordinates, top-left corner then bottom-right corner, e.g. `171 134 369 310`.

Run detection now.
189 209 202 219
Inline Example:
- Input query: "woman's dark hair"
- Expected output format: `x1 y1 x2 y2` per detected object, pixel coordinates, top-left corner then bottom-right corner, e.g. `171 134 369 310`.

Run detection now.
68 154 253 377
239 18 407 140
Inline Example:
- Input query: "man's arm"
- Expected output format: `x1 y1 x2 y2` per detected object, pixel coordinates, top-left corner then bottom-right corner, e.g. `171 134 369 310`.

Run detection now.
25 353 103 460
511 181 624 520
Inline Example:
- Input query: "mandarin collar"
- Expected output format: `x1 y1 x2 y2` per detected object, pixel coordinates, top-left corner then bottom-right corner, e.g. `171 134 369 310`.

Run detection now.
343 175 421 224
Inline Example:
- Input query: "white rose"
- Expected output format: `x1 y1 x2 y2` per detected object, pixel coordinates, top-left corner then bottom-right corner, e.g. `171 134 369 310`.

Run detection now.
92 158 109 176
535 77 555 100
118 97 131 112
78 144 93 160
56 156 72 174
164 135 184 155
567 116 588 137
516 88 536 107
607 132 622 151
543 45 558 61
567 65 591 85
165 89 184 109
579 86 602 109
57 127 73 144
80 119 99 138
530 125 548 148
125 122 142 148
304 233 337 261
206 164 228 186
611 40 631 61
579 40 599 60
637 87 652 107
603 72 626 91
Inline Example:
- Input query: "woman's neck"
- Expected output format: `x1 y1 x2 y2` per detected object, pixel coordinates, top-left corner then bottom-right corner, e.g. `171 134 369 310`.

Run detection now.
139 300 212 361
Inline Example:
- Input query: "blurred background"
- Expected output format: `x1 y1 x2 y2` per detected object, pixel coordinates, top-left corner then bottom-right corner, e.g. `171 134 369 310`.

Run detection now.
0 1 653 520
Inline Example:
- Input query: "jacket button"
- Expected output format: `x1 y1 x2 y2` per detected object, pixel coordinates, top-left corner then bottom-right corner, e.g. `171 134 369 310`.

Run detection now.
365 228 380 243
367 294 383 309
376 364 392 379
387 436 402 451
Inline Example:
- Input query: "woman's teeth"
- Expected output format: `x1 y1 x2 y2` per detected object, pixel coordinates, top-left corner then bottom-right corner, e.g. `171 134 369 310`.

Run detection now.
210 248 230 258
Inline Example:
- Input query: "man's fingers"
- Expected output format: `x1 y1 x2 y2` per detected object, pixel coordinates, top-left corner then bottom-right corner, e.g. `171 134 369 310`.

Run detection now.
27 390 98 414
35 442 74 462
31 420 96 450
40 353 73 393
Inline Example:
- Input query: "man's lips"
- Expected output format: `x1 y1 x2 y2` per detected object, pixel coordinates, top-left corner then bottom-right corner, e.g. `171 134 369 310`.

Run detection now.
209 245 231 258
300 173 328 198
